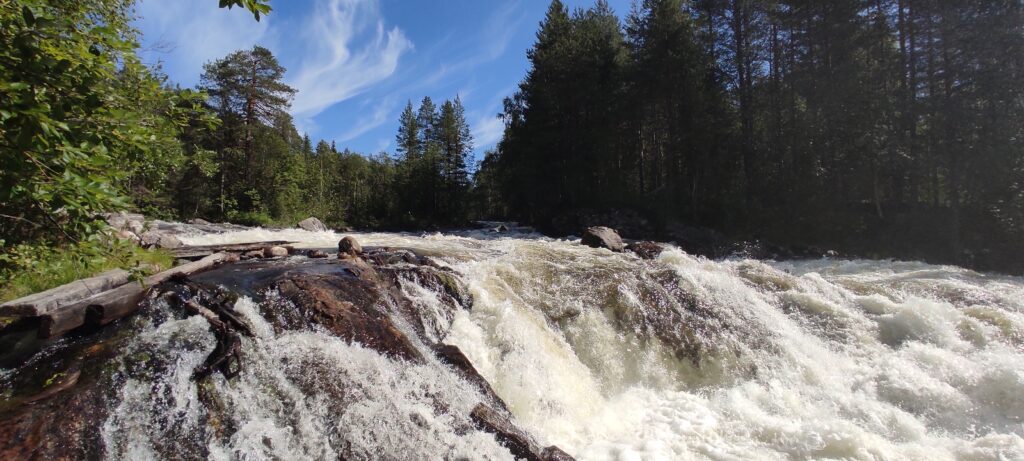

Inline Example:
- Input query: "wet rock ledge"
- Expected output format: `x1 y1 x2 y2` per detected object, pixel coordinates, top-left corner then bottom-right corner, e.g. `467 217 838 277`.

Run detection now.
0 239 573 460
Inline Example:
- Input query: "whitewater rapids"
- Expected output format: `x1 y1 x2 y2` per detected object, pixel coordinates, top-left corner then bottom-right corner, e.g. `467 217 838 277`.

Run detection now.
121 227 1024 460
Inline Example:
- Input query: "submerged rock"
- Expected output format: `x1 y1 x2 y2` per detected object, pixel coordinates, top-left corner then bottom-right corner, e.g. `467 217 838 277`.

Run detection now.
470 404 575 461
297 217 327 232
270 271 423 361
581 226 624 252
627 241 665 260
434 344 508 412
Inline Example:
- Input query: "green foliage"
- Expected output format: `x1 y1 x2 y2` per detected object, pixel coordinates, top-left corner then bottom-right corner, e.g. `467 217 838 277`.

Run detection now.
0 237 174 303
0 0 217 244
0 0 134 242
218 0 272 21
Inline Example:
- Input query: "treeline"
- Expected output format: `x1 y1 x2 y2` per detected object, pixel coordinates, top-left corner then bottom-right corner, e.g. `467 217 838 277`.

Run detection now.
479 0 1024 270
169 46 475 229
1 0 477 248
4 0 1023 273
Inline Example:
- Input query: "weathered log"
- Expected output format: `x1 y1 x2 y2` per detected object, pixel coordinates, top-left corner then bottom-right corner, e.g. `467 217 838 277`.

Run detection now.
171 241 295 258
0 269 133 316
41 253 237 338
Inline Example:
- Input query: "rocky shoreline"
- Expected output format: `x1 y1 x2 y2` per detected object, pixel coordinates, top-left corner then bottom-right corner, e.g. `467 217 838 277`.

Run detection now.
0 217 576 460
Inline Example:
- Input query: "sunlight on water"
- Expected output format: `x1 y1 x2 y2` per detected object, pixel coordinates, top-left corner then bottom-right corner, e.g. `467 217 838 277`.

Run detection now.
158 227 1024 460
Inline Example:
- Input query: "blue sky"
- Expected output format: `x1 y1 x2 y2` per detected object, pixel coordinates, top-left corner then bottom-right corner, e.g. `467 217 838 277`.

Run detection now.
133 0 632 164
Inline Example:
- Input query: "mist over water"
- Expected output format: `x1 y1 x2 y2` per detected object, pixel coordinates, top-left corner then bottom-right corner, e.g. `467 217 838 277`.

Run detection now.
113 227 1024 460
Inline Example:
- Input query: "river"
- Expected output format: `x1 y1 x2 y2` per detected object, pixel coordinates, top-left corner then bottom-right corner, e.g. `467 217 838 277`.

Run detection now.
95 226 1024 460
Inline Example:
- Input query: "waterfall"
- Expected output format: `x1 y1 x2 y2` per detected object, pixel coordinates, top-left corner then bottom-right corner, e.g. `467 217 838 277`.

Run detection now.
9 226 1023 460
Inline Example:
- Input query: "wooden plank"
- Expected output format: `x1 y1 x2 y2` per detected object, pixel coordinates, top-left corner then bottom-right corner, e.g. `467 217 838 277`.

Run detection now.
40 253 239 338
171 241 296 258
0 269 133 317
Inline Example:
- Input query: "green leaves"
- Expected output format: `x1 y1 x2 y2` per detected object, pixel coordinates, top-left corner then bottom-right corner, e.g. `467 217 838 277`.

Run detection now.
218 0 272 21
0 0 218 244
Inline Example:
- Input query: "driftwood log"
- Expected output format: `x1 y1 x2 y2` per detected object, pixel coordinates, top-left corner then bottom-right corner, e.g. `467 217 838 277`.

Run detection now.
0 269 135 317
39 253 238 338
171 241 295 259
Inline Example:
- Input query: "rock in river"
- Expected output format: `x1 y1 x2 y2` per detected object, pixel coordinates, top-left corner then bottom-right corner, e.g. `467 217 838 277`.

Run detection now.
298 217 327 232
338 236 362 256
581 226 624 252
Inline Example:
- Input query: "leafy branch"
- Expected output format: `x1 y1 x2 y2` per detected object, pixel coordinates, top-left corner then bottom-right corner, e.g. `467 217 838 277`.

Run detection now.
218 0 272 21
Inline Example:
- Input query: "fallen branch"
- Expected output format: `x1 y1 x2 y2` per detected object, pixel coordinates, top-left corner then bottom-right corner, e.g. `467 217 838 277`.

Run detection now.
164 278 253 380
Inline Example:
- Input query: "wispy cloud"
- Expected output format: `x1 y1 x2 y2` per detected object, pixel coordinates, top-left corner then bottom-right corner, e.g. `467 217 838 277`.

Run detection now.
472 114 504 150
135 0 269 86
288 0 412 122
470 89 512 150
412 2 527 92
336 97 396 142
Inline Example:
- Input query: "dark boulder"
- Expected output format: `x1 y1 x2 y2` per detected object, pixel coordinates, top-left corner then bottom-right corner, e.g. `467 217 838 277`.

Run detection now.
470 404 575 461
581 226 624 252
307 249 328 259
363 247 421 265
627 241 665 260
661 221 731 258
435 344 508 412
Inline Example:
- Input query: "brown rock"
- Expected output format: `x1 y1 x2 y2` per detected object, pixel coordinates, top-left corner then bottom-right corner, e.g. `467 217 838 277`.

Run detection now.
271 273 422 361
338 236 362 256
627 241 665 260
307 249 328 259
263 246 288 258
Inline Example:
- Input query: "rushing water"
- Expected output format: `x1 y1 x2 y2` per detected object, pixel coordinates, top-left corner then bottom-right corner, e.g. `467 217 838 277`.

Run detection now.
102 226 1024 460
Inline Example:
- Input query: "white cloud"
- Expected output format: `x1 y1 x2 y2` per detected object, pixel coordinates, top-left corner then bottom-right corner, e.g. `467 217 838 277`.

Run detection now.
135 0 269 86
336 97 395 142
288 0 412 120
470 87 514 150
472 114 505 150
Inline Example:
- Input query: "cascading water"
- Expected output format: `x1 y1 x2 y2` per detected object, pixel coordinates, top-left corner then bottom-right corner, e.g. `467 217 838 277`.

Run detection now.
5 225 1022 460
174 227 1024 460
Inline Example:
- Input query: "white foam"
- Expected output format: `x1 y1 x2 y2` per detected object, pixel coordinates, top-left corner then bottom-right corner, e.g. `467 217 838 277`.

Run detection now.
142 228 1024 459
